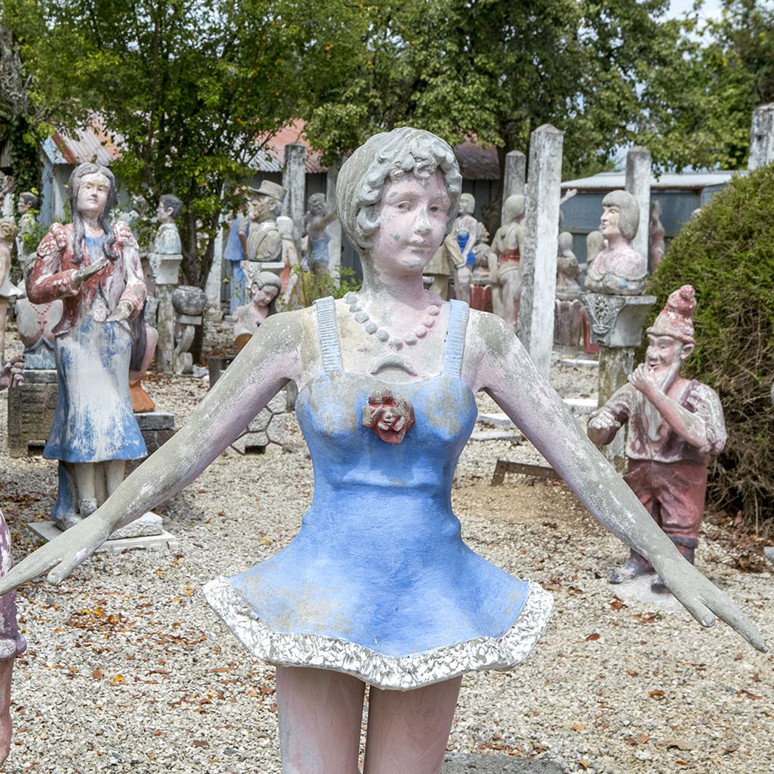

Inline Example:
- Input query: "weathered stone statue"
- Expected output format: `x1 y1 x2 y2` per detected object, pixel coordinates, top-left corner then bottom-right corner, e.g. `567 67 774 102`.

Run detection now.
469 223 493 313
171 285 207 374
585 190 647 296
491 193 525 334
588 285 727 592
425 231 461 300
0 218 19 362
128 255 159 413
0 356 27 767
554 231 583 347
0 176 13 219
555 231 580 296
224 206 249 313
26 163 148 530
149 195 183 282
241 181 286 269
277 215 300 307
233 271 282 351
585 230 604 276
304 193 339 277
455 192 478 264
15 191 39 270
0 129 763 774
649 199 666 272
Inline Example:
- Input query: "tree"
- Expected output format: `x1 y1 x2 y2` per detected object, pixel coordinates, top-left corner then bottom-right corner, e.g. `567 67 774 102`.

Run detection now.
2 0 350 286
302 0 684 181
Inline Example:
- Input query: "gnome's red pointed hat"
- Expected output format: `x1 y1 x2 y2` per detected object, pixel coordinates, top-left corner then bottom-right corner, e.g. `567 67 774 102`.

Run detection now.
647 285 696 345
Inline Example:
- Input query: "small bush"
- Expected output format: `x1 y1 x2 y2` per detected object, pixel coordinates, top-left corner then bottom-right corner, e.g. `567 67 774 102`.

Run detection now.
645 163 774 533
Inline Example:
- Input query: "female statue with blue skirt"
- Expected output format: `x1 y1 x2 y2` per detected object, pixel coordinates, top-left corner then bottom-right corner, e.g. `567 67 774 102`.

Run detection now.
0 129 764 774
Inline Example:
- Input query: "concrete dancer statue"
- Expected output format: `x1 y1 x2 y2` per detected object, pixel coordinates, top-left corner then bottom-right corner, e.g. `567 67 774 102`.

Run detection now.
0 357 27 767
223 206 249 313
277 215 301 307
26 163 147 530
491 193 525 333
16 191 38 270
649 199 666 272
233 271 281 351
304 193 339 277
585 190 647 295
0 129 763 774
588 285 727 592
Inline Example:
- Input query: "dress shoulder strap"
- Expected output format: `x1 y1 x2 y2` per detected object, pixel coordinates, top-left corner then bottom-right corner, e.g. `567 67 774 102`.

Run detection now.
313 296 342 372
443 299 469 377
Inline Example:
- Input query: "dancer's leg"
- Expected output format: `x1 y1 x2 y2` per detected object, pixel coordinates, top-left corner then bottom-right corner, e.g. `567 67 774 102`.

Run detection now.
73 462 96 515
363 676 462 774
105 459 126 497
276 666 365 774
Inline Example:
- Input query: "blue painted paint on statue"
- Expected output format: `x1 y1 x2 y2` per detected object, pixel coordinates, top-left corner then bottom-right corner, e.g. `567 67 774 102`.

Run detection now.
456 230 475 266
226 299 530 658
224 215 248 313
309 232 331 273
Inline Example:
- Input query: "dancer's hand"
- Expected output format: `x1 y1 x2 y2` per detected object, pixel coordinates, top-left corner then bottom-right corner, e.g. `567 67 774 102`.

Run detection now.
74 257 109 284
0 355 24 390
108 300 134 322
655 553 766 652
0 513 113 595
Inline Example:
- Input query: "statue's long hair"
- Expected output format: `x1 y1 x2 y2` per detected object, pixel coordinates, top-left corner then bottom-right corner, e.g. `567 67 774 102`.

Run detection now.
67 163 119 265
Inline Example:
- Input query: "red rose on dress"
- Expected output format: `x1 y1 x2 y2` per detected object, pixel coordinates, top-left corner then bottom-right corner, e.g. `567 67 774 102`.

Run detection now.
362 389 415 445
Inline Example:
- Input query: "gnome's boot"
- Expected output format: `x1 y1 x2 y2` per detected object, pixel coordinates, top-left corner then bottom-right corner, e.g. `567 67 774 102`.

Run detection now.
651 541 697 595
609 550 653 584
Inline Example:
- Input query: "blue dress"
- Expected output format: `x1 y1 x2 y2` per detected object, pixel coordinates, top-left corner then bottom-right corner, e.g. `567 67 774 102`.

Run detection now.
204 299 552 690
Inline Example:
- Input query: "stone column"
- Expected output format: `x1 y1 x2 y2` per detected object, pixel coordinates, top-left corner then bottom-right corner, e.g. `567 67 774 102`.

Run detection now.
205 225 224 317
500 150 526 226
326 163 342 283
748 103 774 170
625 146 651 260
517 124 564 377
282 142 307 241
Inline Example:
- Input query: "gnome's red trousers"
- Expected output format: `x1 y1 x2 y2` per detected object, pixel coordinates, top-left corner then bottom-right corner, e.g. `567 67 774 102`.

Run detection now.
624 459 708 553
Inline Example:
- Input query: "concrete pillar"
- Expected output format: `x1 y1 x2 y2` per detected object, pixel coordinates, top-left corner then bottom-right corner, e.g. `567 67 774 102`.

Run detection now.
326 164 342 283
156 286 175 373
517 124 564 377
282 142 306 241
500 150 526 226
205 225 223 317
625 146 651 260
748 104 774 170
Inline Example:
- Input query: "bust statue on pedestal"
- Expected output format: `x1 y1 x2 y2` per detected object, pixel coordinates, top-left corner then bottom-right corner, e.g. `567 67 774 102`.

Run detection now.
241 181 286 268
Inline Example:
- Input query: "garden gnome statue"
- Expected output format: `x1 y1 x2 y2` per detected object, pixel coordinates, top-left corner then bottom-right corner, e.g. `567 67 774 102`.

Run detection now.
16 191 39 270
304 193 339 277
150 194 183 373
26 163 148 531
241 181 285 268
587 285 727 593
0 218 19 362
277 215 301 307
233 271 282 352
649 199 666 272
0 357 27 767
491 193 526 334
584 190 647 295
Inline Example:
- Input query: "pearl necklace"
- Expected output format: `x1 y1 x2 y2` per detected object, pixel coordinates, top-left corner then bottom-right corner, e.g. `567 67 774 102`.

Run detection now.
344 292 441 350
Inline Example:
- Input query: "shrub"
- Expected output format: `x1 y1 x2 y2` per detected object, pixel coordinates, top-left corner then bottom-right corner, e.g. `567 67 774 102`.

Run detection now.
645 163 774 533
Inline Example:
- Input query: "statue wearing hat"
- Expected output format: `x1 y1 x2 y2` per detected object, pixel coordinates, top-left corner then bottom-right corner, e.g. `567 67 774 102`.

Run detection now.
585 190 647 296
240 181 286 283
588 286 727 593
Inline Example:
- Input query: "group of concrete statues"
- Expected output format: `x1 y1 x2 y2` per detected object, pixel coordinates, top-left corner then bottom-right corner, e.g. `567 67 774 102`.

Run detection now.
0 128 763 774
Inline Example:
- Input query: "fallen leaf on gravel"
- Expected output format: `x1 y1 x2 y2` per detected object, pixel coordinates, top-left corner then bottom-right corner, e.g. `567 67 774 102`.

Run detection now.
664 737 693 750
610 600 627 610
111 675 125 685
738 690 762 700
578 760 588 770
192 740 209 748
639 734 650 744
572 723 586 731
585 633 600 641
626 669 639 677
649 690 665 700
91 669 103 680
724 746 739 754
635 612 660 624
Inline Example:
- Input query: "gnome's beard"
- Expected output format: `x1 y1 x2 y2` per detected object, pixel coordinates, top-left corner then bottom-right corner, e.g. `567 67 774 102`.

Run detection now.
642 354 683 443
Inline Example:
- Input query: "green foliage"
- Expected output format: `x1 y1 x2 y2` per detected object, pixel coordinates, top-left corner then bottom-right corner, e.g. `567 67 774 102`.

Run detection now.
3 0 343 286
645 164 774 530
284 265 361 309
302 0 683 178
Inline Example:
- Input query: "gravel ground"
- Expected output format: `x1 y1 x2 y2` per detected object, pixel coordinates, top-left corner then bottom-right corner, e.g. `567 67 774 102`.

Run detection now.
0 327 771 774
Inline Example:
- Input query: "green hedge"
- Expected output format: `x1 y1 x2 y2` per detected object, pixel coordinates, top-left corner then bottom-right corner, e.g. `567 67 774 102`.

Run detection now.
645 163 774 532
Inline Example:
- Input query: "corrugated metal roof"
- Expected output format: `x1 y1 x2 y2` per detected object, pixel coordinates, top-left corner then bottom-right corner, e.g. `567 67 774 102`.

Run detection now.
52 126 121 166
561 170 742 191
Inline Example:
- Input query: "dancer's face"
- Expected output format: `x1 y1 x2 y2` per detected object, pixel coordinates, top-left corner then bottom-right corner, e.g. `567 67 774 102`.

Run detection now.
77 173 110 219
370 170 451 276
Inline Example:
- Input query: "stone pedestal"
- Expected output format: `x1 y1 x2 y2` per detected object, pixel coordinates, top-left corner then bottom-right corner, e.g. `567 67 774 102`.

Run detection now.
156 284 176 373
553 296 583 347
7 369 58 457
583 292 656 469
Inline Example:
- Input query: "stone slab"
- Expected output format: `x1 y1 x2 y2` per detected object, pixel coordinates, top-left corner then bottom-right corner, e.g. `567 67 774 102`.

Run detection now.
764 546 774 565
563 397 596 415
443 754 562 773
559 358 598 368
21 368 58 384
608 574 686 613
29 521 180 554
134 411 176 431
175 313 202 325
479 413 516 429
471 431 523 443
